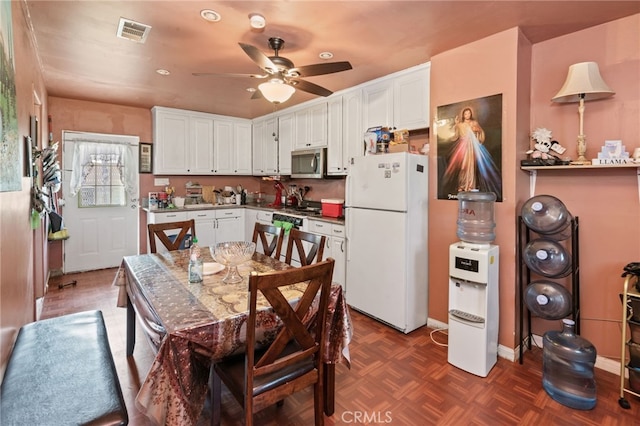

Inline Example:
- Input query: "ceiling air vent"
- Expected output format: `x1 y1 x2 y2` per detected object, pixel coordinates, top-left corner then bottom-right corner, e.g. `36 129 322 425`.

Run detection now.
117 18 152 43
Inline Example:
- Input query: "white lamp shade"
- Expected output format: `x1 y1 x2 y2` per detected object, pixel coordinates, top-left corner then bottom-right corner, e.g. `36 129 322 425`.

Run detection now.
258 80 295 104
552 61 615 103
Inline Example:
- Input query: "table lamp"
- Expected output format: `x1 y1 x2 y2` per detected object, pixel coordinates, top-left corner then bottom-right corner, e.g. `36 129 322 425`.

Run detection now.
552 62 615 165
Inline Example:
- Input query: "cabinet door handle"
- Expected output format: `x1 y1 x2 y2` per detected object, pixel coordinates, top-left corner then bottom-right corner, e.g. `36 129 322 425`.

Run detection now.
340 240 344 252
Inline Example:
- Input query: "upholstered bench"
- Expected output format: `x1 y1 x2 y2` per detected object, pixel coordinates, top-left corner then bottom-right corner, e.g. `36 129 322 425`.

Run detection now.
1 310 128 425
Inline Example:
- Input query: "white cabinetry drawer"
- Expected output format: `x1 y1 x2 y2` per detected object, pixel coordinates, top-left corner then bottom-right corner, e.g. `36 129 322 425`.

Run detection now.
187 210 216 220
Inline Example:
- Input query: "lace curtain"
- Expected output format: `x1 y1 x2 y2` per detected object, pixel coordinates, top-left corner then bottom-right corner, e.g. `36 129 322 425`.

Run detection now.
68 141 136 197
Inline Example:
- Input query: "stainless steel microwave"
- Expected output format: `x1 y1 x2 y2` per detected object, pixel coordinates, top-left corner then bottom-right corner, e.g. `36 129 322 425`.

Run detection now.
291 148 326 179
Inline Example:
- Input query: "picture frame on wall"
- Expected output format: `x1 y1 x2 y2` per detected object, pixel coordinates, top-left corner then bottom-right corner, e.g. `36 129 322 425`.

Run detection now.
24 136 33 177
436 93 503 202
139 142 153 174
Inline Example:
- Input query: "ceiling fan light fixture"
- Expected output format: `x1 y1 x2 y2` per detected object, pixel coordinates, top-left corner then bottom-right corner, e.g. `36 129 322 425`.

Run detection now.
200 9 221 22
258 80 295 104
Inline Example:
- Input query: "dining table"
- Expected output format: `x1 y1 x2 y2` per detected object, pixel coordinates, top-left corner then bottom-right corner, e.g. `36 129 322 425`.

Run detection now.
113 249 352 426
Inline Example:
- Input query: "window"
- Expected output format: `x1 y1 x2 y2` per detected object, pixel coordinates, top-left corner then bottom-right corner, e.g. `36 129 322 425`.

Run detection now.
69 140 136 207
78 153 125 208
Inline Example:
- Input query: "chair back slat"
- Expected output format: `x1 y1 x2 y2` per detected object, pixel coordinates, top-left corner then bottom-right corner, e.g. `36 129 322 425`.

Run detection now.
211 258 335 425
147 220 196 253
252 223 284 259
284 228 326 266
248 258 334 381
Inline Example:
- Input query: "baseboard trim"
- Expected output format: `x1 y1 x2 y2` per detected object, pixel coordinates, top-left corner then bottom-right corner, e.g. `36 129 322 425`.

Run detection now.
427 318 622 375
49 268 63 277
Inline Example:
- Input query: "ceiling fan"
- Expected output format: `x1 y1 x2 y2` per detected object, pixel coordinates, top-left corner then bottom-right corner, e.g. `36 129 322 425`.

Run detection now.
193 37 352 103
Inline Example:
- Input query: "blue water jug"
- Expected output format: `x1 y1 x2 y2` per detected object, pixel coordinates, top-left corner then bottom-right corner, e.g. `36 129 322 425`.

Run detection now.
542 319 597 410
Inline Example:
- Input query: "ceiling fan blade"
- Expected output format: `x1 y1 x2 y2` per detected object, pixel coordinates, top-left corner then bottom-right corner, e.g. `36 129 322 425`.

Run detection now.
239 42 279 74
192 72 269 79
289 61 352 77
289 78 333 97
250 90 263 100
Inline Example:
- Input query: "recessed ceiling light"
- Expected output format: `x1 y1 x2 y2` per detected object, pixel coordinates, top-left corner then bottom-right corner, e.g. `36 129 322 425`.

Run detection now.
156 69 170 76
200 9 221 22
319 52 333 60
246 87 257 93
249 13 266 29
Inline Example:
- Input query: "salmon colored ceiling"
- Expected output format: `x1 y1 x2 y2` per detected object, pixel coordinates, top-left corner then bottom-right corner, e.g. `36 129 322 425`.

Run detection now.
23 1 639 119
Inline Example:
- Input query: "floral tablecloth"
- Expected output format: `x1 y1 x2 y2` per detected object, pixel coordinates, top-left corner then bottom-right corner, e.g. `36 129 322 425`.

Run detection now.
113 250 352 425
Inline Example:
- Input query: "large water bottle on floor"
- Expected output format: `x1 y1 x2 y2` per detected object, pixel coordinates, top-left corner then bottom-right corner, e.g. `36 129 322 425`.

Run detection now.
457 191 496 244
542 319 597 410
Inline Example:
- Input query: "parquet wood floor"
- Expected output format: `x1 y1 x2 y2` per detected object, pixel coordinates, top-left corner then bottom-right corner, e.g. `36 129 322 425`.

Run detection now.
44 269 640 425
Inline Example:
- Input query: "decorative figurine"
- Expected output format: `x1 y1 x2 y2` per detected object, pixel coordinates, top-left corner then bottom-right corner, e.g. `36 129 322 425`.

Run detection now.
523 128 569 166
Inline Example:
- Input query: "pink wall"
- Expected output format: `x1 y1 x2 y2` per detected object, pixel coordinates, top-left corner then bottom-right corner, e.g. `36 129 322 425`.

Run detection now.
47 97 153 268
0 1 49 371
529 14 640 360
429 28 529 351
429 14 639 362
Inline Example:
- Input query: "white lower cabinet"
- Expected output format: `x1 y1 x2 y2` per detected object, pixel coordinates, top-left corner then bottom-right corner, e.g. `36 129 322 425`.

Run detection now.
146 211 189 253
214 209 245 246
187 210 216 248
308 220 346 288
148 209 245 253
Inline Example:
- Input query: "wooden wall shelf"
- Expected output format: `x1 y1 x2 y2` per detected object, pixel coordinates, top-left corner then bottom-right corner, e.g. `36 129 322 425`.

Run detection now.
520 163 640 201
521 163 639 171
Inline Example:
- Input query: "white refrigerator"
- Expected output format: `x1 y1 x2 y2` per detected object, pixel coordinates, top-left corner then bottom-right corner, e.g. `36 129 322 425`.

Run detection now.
345 152 428 333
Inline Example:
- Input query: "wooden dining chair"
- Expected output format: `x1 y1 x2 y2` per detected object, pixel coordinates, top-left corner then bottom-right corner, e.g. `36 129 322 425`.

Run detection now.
251 223 284 259
147 220 196 253
210 258 335 426
284 228 326 266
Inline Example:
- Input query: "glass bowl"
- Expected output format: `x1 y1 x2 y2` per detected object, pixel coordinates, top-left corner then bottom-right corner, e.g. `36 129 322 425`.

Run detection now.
210 241 256 284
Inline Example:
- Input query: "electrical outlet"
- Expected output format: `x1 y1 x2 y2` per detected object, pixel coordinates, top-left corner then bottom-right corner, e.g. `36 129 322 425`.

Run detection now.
154 178 170 186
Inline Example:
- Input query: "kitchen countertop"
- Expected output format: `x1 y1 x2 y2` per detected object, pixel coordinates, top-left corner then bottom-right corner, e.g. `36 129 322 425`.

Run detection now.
142 202 345 226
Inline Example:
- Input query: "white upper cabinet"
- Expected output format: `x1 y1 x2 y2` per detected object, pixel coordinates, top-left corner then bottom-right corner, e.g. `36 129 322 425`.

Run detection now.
152 108 192 175
294 102 328 150
154 106 257 176
327 96 343 175
252 115 278 176
251 62 429 177
362 63 430 131
213 120 233 175
189 114 215 174
234 121 253 175
363 80 394 131
343 89 364 173
393 64 430 130
277 112 294 175
213 118 253 175
327 89 363 176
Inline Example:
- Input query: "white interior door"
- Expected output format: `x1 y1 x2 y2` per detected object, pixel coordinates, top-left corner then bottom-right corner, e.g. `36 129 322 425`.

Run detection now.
62 131 139 273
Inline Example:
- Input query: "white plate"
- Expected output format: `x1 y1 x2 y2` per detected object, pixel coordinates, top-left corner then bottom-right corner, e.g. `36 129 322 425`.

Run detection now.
203 262 225 275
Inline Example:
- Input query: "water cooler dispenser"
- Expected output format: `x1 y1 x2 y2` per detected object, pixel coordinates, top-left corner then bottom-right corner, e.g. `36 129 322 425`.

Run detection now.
448 242 499 377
